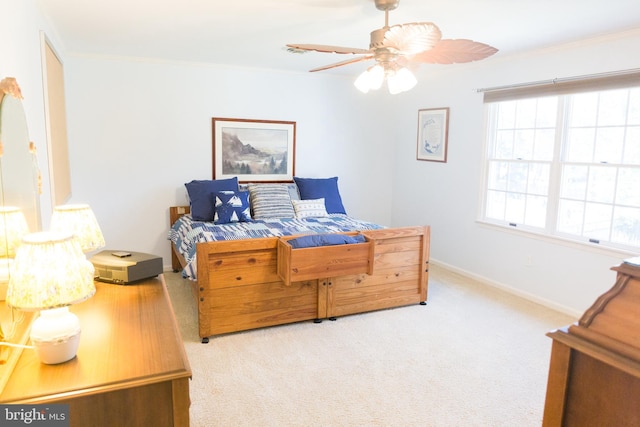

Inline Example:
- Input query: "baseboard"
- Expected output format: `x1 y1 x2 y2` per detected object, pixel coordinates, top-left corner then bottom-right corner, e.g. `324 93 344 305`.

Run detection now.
430 258 583 319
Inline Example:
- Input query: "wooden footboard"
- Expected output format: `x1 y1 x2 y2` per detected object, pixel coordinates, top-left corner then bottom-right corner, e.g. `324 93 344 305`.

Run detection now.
169 206 430 340
330 226 430 318
196 237 322 338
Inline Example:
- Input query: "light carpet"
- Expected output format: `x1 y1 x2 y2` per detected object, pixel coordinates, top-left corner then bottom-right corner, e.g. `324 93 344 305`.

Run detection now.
164 263 576 427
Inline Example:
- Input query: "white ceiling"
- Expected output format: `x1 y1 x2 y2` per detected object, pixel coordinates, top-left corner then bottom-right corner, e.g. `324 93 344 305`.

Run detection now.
37 0 640 77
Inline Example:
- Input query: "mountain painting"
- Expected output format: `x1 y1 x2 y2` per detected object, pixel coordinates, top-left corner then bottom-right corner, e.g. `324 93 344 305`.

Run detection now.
221 127 289 175
213 118 295 182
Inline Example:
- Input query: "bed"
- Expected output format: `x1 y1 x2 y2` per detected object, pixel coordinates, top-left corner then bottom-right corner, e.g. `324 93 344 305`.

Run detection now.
169 178 430 342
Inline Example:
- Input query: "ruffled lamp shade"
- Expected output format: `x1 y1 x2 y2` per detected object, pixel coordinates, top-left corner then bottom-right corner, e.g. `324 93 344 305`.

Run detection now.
7 232 96 364
0 206 29 258
50 204 105 253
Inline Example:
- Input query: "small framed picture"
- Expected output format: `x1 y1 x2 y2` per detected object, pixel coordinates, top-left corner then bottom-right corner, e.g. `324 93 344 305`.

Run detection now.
417 108 449 163
212 117 296 182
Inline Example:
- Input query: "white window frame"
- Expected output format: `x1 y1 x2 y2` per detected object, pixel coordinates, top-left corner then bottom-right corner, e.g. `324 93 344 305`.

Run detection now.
478 71 640 255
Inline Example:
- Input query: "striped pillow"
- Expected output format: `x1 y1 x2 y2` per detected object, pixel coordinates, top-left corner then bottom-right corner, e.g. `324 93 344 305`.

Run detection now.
292 198 328 219
248 184 295 219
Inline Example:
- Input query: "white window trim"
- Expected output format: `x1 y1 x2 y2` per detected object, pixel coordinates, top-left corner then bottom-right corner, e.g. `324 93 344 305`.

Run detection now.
477 73 640 255
476 218 637 259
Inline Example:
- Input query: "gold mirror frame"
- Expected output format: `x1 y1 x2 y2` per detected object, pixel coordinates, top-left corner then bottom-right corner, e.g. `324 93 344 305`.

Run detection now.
0 77 39 392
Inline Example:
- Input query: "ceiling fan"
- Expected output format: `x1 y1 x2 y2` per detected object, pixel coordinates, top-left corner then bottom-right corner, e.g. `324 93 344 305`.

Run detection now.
286 0 498 93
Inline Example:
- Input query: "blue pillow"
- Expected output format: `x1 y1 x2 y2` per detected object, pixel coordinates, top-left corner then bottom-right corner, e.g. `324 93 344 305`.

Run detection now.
185 177 239 221
287 233 365 249
293 177 346 214
212 190 252 224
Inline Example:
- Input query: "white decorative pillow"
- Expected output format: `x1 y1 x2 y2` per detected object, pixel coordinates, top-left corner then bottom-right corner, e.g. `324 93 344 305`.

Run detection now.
292 198 328 219
248 184 295 219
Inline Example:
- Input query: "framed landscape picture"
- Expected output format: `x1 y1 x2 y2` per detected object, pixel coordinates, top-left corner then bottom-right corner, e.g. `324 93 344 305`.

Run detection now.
417 107 449 163
212 117 296 182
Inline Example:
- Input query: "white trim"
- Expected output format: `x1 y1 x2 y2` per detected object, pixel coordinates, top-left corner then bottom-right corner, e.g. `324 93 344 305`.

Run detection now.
476 219 638 258
431 258 583 319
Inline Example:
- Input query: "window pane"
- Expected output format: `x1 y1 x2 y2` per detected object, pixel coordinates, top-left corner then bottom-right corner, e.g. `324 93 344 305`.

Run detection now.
533 129 555 161
616 167 640 207
485 190 506 220
524 195 547 228
497 101 516 128
612 206 640 246
628 88 640 125
623 126 640 165
565 128 595 162
507 162 528 193
487 161 508 190
594 127 624 163
528 163 550 195
583 202 612 240
560 165 588 199
515 99 537 128
557 200 584 234
505 193 525 223
514 130 534 159
536 97 558 127
587 166 616 203
495 130 514 159
598 89 629 126
569 92 598 126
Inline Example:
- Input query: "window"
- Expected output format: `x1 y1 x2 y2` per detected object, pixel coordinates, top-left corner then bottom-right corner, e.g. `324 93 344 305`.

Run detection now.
480 75 640 252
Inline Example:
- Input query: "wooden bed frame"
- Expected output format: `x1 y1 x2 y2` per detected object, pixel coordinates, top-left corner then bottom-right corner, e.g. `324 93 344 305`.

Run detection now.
170 206 430 342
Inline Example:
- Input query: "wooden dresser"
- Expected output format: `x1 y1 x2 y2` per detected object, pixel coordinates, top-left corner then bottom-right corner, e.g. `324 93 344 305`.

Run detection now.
0 275 191 427
542 262 640 426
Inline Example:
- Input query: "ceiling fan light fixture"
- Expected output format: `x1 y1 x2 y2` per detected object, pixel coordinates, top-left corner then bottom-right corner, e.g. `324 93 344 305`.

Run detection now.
354 70 372 93
387 67 417 94
288 0 498 94
354 65 384 93
369 65 385 90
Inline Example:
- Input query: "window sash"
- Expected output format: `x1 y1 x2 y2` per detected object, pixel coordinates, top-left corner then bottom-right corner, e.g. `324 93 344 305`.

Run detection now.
482 83 640 251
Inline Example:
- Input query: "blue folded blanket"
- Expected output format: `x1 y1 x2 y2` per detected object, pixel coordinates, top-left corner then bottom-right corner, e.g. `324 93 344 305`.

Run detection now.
287 233 366 249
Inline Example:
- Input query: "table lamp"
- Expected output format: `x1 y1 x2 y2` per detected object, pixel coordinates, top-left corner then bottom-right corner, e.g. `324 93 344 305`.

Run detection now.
50 204 105 253
0 207 29 300
0 206 29 258
6 232 96 364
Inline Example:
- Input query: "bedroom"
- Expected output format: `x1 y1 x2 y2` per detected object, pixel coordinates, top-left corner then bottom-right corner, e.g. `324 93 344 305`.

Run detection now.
4 0 638 316
1 0 640 424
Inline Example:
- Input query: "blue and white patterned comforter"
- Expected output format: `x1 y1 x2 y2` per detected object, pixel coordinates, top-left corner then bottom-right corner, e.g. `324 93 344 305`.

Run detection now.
168 214 384 280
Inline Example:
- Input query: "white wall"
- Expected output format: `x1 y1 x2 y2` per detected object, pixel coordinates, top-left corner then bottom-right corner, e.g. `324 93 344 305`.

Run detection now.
390 30 640 315
9 0 640 316
0 0 54 225
62 57 396 266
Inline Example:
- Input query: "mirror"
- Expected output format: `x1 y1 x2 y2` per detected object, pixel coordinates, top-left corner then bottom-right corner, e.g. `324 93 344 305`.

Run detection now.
0 77 41 232
0 77 39 389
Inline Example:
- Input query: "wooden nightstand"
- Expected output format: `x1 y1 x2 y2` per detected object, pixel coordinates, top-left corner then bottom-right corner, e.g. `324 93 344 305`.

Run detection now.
0 275 191 427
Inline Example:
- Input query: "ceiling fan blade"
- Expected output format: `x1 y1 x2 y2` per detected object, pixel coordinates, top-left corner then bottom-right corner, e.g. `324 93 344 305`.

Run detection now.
411 39 498 64
286 44 371 55
309 55 375 72
383 22 442 54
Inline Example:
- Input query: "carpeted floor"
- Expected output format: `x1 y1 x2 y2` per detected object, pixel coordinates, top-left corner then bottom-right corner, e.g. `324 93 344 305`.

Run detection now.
164 263 576 427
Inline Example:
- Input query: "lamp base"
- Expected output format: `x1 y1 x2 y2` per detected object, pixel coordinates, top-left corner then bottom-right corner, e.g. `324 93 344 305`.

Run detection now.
30 307 81 364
